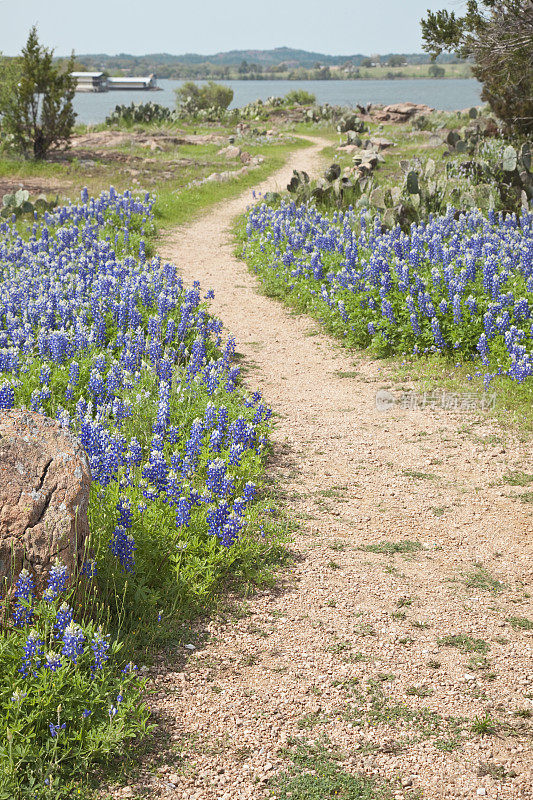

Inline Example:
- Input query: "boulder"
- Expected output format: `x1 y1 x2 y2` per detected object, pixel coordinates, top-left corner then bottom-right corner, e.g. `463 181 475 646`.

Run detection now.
370 137 395 150
0 410 91 594
338 144 360 154
217 145 241 159
373 102 434 123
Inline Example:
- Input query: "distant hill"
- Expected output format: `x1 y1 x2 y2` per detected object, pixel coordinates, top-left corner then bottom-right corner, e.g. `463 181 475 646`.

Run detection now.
73 47 461 76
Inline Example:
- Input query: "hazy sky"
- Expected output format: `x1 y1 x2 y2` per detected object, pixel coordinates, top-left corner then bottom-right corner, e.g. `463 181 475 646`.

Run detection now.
0 0 458 56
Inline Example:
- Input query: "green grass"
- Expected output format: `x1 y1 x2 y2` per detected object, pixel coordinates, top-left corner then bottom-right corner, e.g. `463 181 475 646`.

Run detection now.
0 122 314 236
359 540 422 555
471 714 500 735
507 616 533 630
438 634 490 653
402 469 437 480
503 471 533 486
464 566 504 593
153 137 312 229
517 491 533 503
272 739 398 800
345 681 467 743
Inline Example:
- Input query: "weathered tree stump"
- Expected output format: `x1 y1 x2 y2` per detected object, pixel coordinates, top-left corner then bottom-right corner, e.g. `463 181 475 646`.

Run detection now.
0 410 91 594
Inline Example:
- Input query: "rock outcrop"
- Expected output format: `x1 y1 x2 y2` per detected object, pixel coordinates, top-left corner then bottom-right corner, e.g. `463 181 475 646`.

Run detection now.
371 102 434 123
0 410 91 593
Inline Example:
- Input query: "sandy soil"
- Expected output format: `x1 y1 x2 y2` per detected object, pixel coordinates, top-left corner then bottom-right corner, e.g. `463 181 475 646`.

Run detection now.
120 137 533 800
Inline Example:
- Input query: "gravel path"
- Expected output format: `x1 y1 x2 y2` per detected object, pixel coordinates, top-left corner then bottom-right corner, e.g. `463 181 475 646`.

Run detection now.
127 137 533 800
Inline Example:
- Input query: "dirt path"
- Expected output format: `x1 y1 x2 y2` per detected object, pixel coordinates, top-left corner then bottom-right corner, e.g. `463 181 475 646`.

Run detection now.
132 138 533 800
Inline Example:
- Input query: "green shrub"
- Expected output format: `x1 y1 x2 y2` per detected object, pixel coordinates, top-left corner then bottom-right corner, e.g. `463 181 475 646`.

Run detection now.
175 81 234 118
284 89 316 106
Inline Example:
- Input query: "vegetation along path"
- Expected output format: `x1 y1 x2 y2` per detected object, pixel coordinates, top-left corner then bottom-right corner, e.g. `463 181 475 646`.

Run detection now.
135 136 533 800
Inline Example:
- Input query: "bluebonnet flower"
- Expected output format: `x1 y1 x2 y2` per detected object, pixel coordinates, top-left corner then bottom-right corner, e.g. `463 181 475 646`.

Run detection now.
91 630 110 674
43 563 69 601
19 631 44 677
13 569 34 601
81 558 97 579
54 602 73 639
110 525 136 573
44 652 62 672
61 622 85 663
49 722 66 738
176 496 192 527
12 569 34 627
243 482 257 502
0 383 14 409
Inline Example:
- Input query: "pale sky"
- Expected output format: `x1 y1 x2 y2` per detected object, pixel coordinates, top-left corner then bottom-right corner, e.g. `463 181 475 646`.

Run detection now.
0 0 459 57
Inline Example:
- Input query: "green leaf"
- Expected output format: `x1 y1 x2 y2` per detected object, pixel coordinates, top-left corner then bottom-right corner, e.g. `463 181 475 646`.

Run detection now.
446 130 460 147
14 189 30 206
406 171 420 194
502 145 517 172
324 163 341 182
369 188 384 207
424 158 436 178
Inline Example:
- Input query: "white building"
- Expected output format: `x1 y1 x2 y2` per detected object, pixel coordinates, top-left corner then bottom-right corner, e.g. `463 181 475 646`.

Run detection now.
71 72 107 92
107 75 158 91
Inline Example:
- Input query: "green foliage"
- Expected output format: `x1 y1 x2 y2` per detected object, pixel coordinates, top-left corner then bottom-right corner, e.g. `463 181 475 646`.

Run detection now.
0 27 76 159
471 713 499 735
1 189 57 219
359 540 422 555
438 634 490 653
421 1 533 133
366 156 449 231
272 739 395 800
175 81 234 119
286 162 375 210
0 588 149 799
507 616 533 630
105 101 175 126
464 566 504 592
284 89 316 106
337 114 367 134
428 64 445 78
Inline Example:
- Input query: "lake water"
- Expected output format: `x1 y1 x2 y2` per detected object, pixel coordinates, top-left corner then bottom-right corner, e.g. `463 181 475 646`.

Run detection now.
73 78 482 125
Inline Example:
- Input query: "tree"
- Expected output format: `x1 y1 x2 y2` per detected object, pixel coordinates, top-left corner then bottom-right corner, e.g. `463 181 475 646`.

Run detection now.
388 55 405 67
421 1 533 132
0 27 76 159
428 64 445 78
361 58 373 68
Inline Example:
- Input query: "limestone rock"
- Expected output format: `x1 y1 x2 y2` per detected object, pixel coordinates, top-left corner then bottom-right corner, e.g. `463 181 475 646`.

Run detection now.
369 137 395 150
218 145 241 159
0 410 91 593
373 102 434 123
